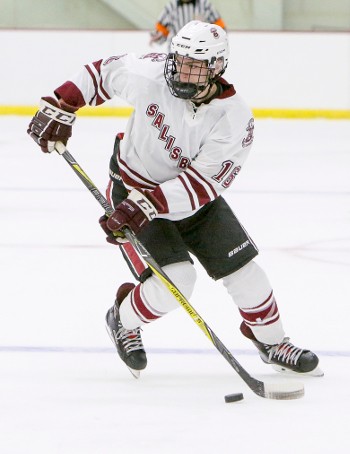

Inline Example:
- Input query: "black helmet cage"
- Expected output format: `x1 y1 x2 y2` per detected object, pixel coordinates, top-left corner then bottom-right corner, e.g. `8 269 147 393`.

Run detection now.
164 52 225 100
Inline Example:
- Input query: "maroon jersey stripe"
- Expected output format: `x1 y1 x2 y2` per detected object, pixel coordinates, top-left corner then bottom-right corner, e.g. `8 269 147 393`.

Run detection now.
185 172 212 206
187 165 218 198
178 175 196 210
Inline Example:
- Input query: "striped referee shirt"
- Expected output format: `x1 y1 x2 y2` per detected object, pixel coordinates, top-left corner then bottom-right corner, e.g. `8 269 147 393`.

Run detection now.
154 0 226 47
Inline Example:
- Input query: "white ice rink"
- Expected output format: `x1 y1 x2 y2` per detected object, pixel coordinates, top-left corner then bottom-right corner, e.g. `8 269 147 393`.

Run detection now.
1 115 350 453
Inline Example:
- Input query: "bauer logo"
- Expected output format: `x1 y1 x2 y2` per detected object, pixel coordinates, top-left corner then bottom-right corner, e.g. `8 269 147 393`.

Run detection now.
109 169 122 181
228 240 250 257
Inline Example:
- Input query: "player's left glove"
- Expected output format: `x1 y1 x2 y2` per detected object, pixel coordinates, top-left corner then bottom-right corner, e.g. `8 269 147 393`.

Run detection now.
100 188 164 244
27 97 76 153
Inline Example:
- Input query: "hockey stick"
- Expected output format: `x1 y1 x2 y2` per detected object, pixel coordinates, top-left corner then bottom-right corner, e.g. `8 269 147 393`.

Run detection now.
55 141 304 400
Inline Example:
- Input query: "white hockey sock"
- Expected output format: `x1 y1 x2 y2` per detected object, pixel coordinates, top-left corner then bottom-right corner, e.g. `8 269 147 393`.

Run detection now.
119 261 196 329
222 261 285 344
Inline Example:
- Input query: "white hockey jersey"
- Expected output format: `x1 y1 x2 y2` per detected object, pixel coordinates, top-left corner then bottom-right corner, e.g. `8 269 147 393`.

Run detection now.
54 52 254 221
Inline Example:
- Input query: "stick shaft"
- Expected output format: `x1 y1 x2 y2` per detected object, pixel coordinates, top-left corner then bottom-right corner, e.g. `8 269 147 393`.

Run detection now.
60 148 114 216
57 143 267 396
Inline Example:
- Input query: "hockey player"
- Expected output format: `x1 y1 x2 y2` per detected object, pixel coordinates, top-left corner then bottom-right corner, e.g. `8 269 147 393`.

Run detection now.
27 21 322 379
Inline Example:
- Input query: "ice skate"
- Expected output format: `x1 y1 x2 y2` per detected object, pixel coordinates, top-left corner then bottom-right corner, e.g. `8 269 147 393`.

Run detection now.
240 322 324 377
106 283 147 379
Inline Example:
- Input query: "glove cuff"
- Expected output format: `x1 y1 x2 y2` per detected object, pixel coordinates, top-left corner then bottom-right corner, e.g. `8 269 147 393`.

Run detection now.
128 189 160 221
40 98 76 126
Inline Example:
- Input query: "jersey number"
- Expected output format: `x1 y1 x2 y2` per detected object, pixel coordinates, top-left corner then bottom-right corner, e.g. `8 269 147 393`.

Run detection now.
212 160 241 188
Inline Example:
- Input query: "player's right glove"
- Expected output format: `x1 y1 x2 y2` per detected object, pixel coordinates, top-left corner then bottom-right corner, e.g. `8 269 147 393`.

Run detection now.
27 97 76 153
99 214 129 245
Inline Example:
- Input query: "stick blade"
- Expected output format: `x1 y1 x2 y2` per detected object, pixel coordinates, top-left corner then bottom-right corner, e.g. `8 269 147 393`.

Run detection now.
263 381 305 400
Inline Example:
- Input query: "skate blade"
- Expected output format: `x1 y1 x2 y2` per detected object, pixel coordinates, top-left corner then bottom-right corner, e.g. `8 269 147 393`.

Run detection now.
128 367 141 379
272 364 324 377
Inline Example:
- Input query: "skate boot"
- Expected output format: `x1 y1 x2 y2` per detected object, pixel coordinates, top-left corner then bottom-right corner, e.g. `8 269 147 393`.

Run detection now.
240 322 323 376
106 282 147 379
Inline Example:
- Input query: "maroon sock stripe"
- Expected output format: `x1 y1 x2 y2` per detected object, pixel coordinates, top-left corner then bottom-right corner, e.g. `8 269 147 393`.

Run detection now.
130 284 160 323
239 292 280 327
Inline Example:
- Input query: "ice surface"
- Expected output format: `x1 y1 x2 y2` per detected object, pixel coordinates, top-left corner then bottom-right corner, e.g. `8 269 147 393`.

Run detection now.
1 116 349 453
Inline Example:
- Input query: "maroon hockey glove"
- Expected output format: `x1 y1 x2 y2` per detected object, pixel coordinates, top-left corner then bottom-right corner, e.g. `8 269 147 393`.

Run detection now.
27 97 76 153
105 188 164 238
99 214 129 245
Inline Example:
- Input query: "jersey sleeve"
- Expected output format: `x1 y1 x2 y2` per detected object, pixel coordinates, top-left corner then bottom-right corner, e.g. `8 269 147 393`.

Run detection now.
153 113 255 215
54 54 153 109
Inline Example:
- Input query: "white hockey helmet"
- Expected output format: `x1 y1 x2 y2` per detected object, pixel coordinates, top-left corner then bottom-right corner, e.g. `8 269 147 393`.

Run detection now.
164 21 229 99
171 20 229 70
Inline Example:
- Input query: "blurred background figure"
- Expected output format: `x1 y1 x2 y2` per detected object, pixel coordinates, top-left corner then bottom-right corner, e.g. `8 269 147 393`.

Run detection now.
150 0 226 49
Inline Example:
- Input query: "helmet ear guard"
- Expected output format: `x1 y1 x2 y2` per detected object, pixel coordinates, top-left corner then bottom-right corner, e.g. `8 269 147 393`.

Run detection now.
164 21 229 100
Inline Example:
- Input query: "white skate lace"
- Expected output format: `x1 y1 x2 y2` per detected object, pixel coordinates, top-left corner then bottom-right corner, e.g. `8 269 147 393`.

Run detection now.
267 337 303 366
116 325 144 353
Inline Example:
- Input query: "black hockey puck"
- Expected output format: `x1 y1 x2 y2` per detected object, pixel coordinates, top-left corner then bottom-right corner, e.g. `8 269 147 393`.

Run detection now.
224 393 244 403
